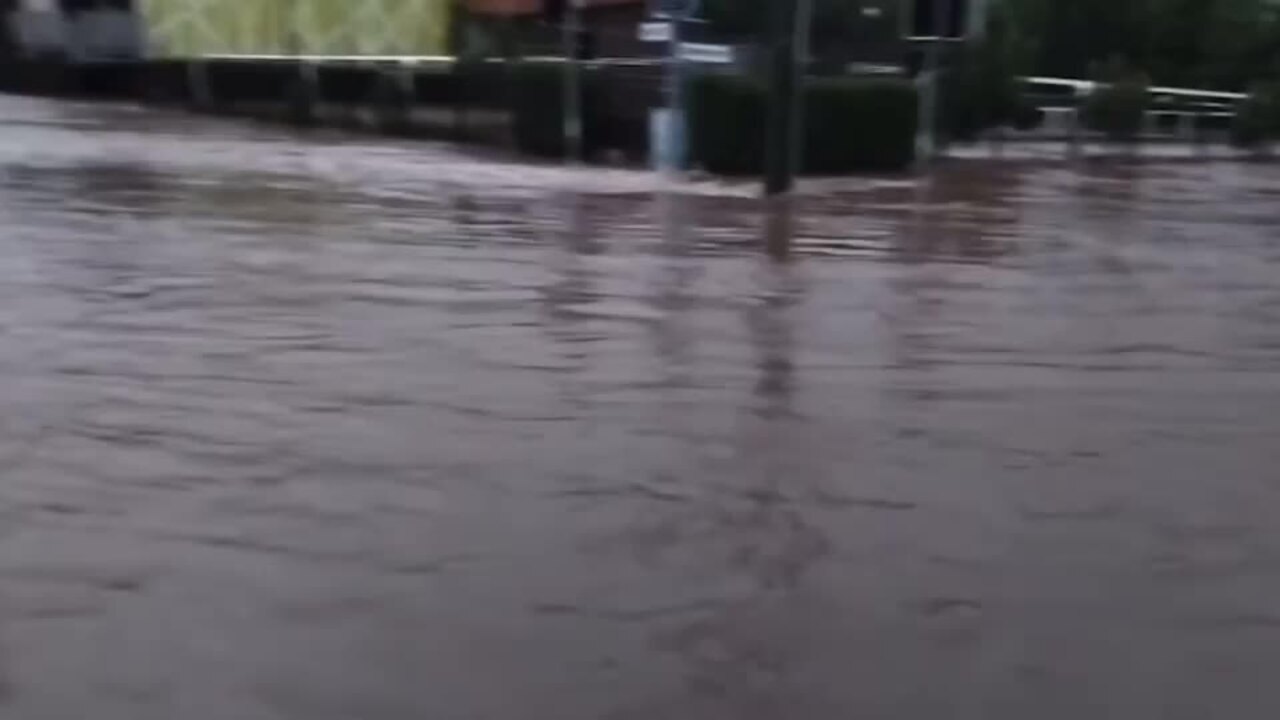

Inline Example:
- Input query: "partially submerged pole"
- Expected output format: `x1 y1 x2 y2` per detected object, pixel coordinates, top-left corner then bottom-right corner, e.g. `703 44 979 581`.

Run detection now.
764 0 812 196
563 0 584 162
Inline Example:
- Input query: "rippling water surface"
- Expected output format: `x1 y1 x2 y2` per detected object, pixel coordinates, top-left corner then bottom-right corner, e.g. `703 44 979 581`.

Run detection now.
2 95 1280 720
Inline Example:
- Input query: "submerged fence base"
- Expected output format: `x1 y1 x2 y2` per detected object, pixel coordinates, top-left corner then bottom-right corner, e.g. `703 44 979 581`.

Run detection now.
0 56 565 150
0 56 661 165
0 55 664 168
0 57 1261 170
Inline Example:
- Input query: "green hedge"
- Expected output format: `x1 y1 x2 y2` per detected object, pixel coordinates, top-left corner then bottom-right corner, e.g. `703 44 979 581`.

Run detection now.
509 62 652 160
510 61 605 158
803 78 920 173
687 74 767 174
689 75 918 175
511 64 917 174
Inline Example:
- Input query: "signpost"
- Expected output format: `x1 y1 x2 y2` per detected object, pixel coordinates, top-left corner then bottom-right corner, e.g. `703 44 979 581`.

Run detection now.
640 0 707 175
638 21 673 43
907 0 985 162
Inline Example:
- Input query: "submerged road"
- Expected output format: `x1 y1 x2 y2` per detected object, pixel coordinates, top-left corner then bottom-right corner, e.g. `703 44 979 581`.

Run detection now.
1 95 1280 719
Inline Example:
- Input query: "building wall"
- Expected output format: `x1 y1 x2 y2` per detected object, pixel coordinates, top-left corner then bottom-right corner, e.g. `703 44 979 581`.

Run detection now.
139 0 451 57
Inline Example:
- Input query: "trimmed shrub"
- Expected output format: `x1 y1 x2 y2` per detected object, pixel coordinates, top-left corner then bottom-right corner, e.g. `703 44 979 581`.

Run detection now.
1081 59 1151 141
688 74 768 175
1011 99 1046 131
140 60 191 104
689 74 918 175
803 78 919 173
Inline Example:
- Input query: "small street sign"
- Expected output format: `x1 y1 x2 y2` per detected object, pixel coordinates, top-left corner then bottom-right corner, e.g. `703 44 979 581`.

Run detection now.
639 21 674 43
677 42 734 64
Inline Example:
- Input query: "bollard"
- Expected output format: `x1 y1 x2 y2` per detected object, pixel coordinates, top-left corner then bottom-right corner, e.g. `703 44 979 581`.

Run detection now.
373 63 415 135
286 61 320 127
187 60 212 110
1067 107 1082 161
1187 112 1208 157
1177 110 1193 157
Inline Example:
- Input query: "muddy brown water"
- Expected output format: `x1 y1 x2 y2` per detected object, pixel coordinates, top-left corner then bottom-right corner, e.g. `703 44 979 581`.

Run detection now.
1 95 1280 719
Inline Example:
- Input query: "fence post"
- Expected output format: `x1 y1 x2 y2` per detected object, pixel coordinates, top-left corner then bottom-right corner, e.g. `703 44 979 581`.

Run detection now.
287 60 320 126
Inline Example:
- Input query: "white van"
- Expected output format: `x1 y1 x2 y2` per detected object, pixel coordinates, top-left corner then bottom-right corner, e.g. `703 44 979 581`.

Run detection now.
3 0 144 61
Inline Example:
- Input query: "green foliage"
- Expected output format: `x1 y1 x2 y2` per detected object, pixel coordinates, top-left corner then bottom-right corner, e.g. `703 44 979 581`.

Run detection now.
1231 83 1280 147
700 0 1280 93
1081 58 1151 140
937 5 1030 141
689 74 917 175
997 0 1280 91
141 0 451 57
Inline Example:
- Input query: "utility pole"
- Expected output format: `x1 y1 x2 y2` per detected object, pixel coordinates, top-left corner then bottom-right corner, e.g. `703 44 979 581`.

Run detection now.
562 0 584 162
917 0 948 162
914 0 982 162
788 0 814 180
662 6 686 177
645 0 699 175
764 0 813 196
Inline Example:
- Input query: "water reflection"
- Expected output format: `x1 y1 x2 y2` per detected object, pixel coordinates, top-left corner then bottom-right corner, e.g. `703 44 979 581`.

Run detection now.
540 192 598 344
651 191 698 388
900 165 1025 263
747 263 799 420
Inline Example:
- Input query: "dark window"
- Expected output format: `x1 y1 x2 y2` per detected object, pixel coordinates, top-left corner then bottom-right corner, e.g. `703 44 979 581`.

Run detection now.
59 0 133 11
911 0 969 38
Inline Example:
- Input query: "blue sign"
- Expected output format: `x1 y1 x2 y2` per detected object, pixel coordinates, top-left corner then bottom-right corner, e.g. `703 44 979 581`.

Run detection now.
649 0 700 20
650 108 687 172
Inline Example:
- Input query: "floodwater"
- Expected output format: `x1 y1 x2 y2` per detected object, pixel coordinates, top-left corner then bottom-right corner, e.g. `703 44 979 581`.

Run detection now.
1 94 1279 720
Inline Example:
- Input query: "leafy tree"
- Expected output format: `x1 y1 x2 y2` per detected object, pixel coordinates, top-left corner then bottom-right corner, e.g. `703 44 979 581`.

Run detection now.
1196 0 1280 89
700 0 1280 94
938 2 1033 140
1081 56 1151 140
1003 0 1280 89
